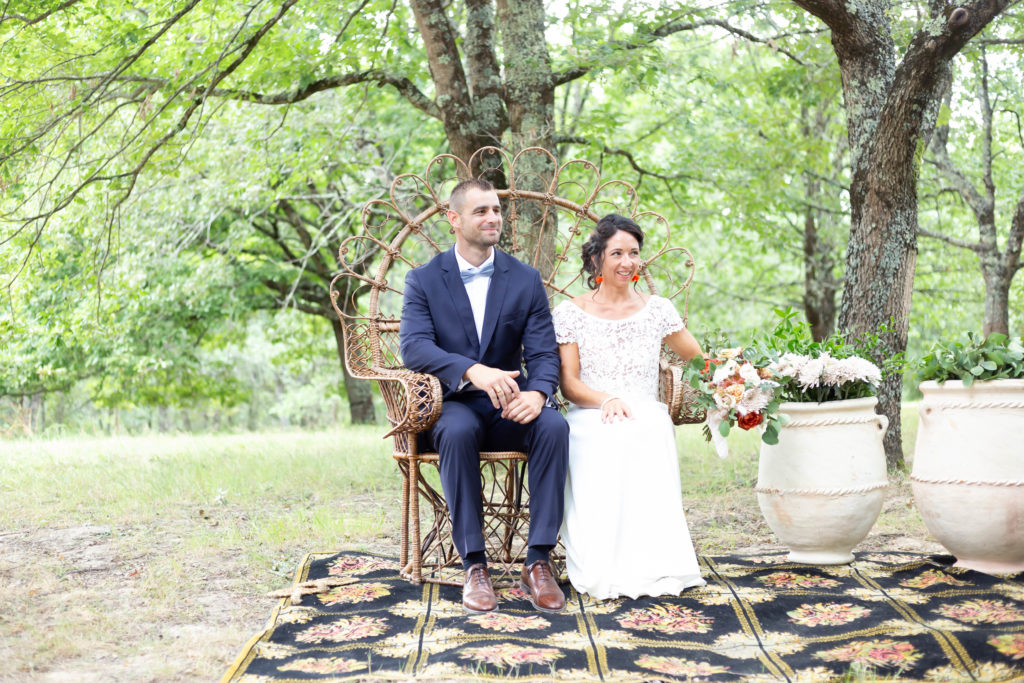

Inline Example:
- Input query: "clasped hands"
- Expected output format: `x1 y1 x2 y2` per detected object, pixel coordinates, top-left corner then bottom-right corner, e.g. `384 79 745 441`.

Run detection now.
464 364 544 424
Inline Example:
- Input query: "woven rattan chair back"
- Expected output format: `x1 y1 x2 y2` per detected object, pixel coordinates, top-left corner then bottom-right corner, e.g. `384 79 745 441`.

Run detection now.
330 147 701 585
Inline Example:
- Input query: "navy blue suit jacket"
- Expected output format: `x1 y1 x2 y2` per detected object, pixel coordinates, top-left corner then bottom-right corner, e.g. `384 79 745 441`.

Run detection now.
399 248 560 401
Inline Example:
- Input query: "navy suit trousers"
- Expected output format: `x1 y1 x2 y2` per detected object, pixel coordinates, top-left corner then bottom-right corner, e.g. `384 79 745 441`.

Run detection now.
422 391 569 560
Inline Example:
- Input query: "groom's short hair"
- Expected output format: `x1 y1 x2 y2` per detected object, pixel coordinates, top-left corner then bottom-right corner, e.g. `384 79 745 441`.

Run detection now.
449 178 496 213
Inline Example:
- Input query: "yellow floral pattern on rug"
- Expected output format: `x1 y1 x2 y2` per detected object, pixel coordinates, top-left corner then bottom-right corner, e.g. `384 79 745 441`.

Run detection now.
756 572 841 589
936 599 1024 624
466 612 550 632
787 602 871 627
616 603 713 634
923 661 1023 682
815 639 922 668
989 632 1024 659
900 569 970 589
458 643 563 668
635 654 729 677
327 555 399 576
295 615 387 643
319 581 392 605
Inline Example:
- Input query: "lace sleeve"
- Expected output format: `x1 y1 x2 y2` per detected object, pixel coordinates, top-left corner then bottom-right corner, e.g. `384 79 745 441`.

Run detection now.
552 301 578 344
652 296 686 338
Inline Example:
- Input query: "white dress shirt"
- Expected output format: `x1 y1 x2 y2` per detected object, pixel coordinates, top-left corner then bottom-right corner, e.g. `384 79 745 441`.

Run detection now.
454 247 494 342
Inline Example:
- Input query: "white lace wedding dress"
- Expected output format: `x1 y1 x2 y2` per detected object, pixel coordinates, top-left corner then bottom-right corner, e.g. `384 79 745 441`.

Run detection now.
552 296 705 599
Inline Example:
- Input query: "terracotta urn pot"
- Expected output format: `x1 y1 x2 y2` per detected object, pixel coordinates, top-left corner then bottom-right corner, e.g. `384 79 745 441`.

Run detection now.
912 379 1024 574
757 397 889 564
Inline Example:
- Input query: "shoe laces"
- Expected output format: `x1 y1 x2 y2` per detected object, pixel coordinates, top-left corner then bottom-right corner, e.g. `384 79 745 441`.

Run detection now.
531 561 553 581
468 566 490 588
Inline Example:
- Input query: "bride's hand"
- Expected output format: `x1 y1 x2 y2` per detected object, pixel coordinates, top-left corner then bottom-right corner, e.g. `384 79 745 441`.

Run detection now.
601 397 633 423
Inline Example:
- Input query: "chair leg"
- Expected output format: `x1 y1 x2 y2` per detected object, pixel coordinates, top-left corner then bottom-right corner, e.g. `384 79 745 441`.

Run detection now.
500 461 519 563
408 457 425 584
397 458 410 570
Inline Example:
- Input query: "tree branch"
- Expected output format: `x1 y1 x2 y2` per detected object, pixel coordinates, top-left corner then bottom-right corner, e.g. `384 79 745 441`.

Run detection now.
556 135 702 182
192 71 440 119
552 16 810 86
3 0 299 286
917 226 983 251
0 0 85 27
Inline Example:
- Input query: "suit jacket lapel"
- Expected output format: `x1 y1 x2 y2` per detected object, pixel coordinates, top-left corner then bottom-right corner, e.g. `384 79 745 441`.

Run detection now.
479 250 509 353
440 248 481 355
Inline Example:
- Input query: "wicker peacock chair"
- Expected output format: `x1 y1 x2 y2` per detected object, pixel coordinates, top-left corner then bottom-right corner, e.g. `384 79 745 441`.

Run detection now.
329 147 702 586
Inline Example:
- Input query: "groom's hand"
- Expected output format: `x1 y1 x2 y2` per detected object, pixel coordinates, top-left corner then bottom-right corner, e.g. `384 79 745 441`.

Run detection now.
464 364 521 410
502 391 545 424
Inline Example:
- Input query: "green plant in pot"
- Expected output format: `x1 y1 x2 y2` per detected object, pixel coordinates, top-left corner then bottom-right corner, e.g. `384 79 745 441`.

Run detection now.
912 332 1024 574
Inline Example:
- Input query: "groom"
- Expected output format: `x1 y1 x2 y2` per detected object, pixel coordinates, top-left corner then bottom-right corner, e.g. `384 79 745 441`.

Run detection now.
400 178 569 614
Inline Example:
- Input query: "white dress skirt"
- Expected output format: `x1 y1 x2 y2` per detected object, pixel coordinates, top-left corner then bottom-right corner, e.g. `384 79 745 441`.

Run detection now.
552 297 706 600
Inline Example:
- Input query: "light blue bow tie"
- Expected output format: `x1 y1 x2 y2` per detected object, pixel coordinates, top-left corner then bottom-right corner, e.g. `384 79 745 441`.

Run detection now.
460 261 494 284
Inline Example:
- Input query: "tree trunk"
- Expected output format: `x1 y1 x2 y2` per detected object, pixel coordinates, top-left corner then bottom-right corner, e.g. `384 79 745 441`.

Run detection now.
982 268 1011 336
331 317 376 424
496 0 558 278
802 178 838 341
796 0 1011 470
832 35 918 470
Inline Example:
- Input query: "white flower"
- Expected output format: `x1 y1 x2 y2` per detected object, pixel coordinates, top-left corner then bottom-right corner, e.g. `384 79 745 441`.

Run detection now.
825 356 882 387
797 353 829 389
714 391 738 410
712 360 740 385
738 362 761 385
821 355 845 386
719 347 744 360
768 353 808 379
737 386 773 415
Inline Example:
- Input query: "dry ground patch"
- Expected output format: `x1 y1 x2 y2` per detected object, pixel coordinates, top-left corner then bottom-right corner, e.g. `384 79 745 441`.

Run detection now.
0 414 938 681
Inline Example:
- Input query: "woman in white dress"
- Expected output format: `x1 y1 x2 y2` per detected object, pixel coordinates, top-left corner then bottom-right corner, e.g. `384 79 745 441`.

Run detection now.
552 214 706 600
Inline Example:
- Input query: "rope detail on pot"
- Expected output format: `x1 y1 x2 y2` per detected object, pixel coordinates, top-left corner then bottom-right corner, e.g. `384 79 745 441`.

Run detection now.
924 400 1024 411
910 475 1024 487
782 415 880 428
754 481 888 496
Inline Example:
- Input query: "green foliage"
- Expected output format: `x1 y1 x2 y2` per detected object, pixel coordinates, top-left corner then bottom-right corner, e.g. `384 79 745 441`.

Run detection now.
746 307 905 403
916 333 1024 386
681 307 908 452
2 0 1021 434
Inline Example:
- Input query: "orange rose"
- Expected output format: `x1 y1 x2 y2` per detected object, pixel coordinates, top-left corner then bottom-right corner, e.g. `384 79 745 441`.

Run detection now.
737 411 764 430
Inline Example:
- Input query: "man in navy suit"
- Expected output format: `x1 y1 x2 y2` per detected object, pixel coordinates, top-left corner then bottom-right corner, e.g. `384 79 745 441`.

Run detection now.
400 178 569 614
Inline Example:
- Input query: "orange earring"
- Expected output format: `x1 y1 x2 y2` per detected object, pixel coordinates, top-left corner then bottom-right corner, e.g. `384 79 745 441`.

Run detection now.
595 276 604 284
631 274 640 282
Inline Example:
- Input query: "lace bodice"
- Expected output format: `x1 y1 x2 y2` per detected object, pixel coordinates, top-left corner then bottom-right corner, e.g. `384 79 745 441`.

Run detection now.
552 295 686 400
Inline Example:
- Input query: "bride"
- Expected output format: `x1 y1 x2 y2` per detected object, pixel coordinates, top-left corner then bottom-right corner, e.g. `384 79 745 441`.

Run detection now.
552 213 706 600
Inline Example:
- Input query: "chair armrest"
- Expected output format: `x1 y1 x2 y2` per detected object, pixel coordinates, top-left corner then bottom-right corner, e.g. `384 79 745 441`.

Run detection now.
375 368 444 438
659 359 706 426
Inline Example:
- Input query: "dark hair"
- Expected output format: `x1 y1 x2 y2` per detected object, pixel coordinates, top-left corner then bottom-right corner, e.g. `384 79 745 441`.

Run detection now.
449 178 496 213
581 214 645 289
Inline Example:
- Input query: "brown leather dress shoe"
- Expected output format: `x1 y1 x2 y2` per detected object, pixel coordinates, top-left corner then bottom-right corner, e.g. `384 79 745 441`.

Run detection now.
462 564 498 614
520 560 565 613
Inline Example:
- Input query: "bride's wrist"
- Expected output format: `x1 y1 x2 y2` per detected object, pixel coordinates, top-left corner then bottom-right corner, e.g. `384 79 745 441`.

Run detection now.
599 395 619 410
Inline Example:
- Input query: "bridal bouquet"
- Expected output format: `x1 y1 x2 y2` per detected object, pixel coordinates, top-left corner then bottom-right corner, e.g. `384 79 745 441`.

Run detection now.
686 347 785 459
686 309 895 458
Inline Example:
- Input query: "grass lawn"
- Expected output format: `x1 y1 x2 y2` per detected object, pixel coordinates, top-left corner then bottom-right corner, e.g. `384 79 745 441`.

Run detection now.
0 408 937 681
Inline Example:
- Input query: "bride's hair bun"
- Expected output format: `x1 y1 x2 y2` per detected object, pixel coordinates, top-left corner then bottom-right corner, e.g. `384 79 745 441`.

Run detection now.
581 214 645 290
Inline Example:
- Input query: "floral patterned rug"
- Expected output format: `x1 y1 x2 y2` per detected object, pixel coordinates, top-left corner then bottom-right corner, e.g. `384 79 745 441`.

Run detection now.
223 551 1023 682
